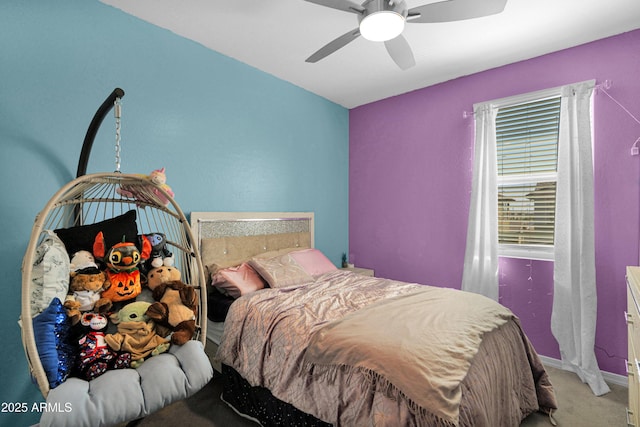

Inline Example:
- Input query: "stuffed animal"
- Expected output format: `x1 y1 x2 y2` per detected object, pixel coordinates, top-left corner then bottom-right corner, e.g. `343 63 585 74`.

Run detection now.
116 167 175 207
73 312 130 380
145 266 197 345
64 268 112 325
140 232 174 274
93 232 151 305
69 250 98 272
105 301 170 368
148 167 174 204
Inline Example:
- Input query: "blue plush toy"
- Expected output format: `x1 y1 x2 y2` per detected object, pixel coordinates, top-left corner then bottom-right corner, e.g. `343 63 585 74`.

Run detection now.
141 232 175 274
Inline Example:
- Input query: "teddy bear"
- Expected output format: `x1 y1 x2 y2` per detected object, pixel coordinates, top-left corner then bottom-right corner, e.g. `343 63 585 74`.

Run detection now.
93 231 151 306
72 312 131 380
105 301 170 368
145 266 197 345
64 268 112 325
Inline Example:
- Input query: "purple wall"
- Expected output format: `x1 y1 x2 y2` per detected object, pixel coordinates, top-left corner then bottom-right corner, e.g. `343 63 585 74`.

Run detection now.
349 30 640 376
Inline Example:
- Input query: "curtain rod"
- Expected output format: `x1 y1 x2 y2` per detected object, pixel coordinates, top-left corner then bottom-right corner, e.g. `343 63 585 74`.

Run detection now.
462 79 610 119
461 79 640 157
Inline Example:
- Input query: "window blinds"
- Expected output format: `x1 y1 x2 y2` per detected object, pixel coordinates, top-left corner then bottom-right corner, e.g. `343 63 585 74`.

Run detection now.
496 97 561 246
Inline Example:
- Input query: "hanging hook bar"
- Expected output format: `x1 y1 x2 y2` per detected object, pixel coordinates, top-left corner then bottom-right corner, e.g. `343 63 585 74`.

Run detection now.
114 97 122 172
76 88 125 178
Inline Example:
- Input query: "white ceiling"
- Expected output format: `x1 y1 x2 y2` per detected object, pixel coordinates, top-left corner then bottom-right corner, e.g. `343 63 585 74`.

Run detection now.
101 0 640 109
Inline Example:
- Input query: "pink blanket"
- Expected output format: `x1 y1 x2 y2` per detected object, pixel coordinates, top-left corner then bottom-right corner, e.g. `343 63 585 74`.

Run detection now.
217 271 557 426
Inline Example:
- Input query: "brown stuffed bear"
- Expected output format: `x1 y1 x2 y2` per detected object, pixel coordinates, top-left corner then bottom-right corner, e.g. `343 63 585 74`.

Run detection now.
145 266 197 345
64 268 112 325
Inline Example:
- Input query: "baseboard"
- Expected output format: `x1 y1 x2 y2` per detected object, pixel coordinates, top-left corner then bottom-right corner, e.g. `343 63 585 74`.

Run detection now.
539 355 628 388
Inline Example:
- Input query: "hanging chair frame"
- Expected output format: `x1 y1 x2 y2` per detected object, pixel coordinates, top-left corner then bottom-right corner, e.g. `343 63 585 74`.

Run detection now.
21 90 207 398
76 87 125 179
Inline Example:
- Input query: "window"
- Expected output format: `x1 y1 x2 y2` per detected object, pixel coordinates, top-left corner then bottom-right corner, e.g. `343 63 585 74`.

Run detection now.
463 80 596 300
494 93 562 260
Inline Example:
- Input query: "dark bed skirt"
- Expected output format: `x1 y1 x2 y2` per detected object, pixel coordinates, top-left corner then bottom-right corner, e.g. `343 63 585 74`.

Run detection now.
221 364 332 427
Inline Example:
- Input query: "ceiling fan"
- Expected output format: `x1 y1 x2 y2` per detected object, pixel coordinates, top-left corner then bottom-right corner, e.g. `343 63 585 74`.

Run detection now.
305 0 508 70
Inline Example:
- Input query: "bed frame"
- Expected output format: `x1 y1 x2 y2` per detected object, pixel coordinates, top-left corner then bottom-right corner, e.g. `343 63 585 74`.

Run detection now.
189 212 557 427
190 211 339 426
190 211 315 344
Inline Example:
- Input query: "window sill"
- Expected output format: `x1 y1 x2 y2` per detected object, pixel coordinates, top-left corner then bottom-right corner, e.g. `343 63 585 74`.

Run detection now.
498 244 554 261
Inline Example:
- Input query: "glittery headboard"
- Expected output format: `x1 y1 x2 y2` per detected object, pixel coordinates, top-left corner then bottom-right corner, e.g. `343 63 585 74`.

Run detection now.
189 212 315 270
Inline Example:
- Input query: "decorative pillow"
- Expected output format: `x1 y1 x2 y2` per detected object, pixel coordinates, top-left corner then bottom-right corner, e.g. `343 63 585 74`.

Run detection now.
32 297 75 388
212 262 265 298
205 258 247 279
289 249 337 276
54 210 138 256
251 247 300 259
204 247 302 283
31 231 71 317
249 254 313 288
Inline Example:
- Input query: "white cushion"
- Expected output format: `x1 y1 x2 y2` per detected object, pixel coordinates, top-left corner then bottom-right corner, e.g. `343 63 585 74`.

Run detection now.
39 340 213 427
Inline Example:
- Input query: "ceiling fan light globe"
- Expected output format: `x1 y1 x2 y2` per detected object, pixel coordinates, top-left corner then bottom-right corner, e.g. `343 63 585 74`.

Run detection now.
359 11 405 42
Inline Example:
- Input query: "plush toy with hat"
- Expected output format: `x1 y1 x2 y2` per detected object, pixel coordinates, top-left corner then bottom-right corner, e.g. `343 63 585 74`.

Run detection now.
93 232 151 305
64 268 112 325
145 266 197 345
105 301 170 368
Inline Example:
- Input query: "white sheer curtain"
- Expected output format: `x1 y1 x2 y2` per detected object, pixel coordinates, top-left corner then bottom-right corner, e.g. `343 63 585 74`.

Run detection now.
461 105 499 301
551 81 610 396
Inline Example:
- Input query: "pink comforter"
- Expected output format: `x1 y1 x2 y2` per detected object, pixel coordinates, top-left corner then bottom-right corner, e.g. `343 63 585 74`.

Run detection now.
217 270 557 426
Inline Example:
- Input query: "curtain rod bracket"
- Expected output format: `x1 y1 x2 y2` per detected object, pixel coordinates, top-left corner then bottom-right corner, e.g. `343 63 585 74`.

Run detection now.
631 137 640 156
595 79 612 91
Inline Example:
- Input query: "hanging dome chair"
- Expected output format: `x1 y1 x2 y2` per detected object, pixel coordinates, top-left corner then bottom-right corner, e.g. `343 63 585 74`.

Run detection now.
20 90 212 427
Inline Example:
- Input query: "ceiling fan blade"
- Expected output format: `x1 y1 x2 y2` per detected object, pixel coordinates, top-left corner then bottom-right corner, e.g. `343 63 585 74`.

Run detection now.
306 28 361 63
303 0 365 14
384 35 416 70
407 0 508 23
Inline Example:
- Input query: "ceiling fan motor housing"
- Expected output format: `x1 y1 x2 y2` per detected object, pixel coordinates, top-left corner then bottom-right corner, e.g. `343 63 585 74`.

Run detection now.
359 0 408 24
359 0 408 41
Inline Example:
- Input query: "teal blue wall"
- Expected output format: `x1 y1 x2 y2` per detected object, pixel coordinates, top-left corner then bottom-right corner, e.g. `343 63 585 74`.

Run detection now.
0 1 348 425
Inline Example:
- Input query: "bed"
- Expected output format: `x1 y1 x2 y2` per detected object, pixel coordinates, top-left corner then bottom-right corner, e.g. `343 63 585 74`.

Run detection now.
191 212 557 427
